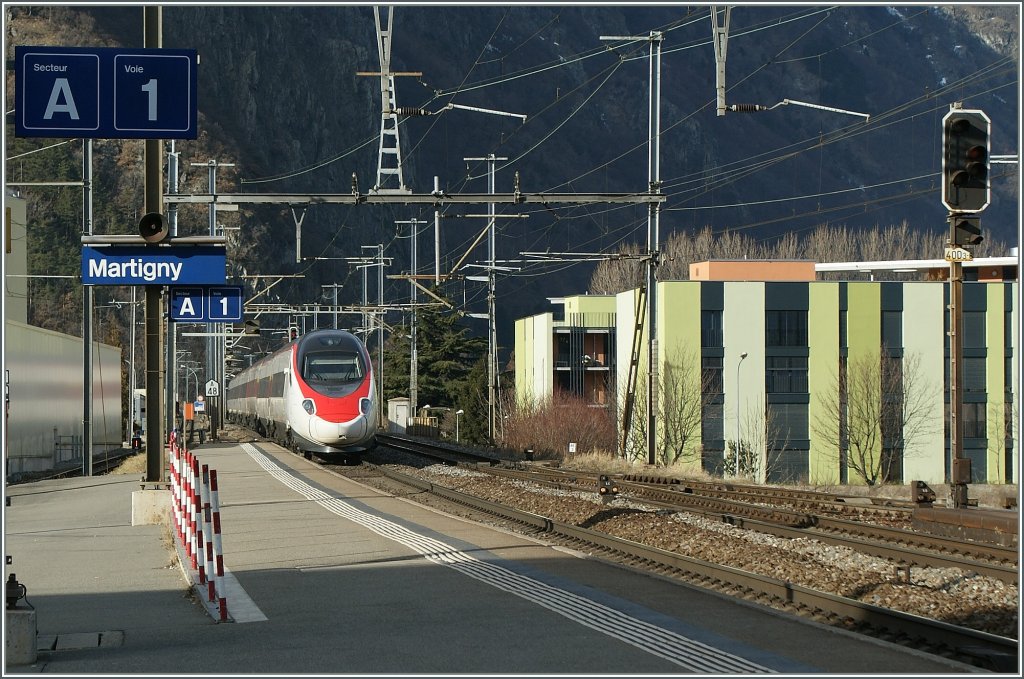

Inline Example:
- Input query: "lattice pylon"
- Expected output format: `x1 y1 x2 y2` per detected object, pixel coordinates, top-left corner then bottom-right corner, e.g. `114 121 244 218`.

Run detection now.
371 6 411 194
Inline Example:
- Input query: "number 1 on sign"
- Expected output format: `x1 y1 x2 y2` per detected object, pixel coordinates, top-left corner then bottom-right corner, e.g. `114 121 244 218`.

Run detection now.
220 296 229 315
141 78 157 121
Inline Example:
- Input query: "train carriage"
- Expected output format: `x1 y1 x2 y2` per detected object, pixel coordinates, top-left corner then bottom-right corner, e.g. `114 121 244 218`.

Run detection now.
226 329 378 459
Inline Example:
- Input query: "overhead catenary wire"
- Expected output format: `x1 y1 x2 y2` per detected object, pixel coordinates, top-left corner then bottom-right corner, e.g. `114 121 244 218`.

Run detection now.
189 7 1015 322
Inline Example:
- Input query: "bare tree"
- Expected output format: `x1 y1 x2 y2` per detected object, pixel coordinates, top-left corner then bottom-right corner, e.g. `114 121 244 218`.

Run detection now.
813 351 937 486
726 397 790 482
620 349 716 466
593 221 1012 294
988 398 1019 485
658 350 713 466
589 242 644 295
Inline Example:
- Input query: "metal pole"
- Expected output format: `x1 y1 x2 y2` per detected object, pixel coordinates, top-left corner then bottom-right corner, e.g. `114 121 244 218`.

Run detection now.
735 352 747 477
487 156 497 441
165 141 179 439
82 138 93 475
434 176 441 285
378 244 385 423
948 216 968 508
127 286 137 444
205 161 217 429
143 6 164 483
411 220 418 413
646 32 663 466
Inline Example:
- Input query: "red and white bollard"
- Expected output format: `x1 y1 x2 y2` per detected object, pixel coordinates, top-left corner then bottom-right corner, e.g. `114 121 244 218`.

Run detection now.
209 468 228 622
191 454 205 584
200 464 217 602
172 440 184 544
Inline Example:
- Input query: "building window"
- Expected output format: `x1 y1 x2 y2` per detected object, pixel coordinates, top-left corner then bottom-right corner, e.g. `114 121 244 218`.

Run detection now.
765 310 807 347
881 446 903 484
881 310 902 349
964 446 988 483
963 402 987 439
768 403 809 441
702 447 725 477
555 334 571 368
702 310 723 348
702 356 723 394
765 356 808 394
963 357 986 393
962 312 986 348
701 402 724 445
767 447 809 484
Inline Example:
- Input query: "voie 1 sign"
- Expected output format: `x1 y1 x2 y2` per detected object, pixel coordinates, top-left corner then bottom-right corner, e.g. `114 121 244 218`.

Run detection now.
15 45 198 139
170 286 243 322
82 245 226 285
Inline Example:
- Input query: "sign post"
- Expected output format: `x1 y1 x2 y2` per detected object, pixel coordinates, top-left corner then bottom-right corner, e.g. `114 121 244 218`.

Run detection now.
205 381 220 441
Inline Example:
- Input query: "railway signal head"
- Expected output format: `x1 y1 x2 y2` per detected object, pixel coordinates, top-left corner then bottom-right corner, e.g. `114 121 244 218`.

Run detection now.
598 475 619 502
941 108 990 213
951 215 983 247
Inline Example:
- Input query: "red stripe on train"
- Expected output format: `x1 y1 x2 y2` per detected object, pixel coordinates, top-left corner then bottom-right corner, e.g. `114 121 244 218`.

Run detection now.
291 346 372 423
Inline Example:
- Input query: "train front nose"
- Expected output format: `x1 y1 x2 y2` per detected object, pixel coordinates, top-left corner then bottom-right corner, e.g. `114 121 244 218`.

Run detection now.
311 415 368 442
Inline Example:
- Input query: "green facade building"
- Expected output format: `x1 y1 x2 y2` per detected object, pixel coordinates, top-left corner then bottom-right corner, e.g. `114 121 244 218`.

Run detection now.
514 280 1018 487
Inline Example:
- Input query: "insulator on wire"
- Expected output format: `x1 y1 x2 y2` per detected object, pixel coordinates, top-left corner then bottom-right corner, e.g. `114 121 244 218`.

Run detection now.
396 107 429 116
729 104 767 112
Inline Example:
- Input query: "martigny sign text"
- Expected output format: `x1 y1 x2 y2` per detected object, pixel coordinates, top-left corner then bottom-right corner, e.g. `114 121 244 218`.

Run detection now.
82 245 226 286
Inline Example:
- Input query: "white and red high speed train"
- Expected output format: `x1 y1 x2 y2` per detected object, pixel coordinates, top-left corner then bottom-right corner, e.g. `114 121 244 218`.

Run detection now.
226 329 378 458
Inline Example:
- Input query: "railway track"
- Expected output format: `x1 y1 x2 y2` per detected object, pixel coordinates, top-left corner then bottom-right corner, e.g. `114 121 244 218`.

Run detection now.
376 433 501 466
250 429 1019 669
479 466 1018 583
377 435 1017 581
362 461 1017 672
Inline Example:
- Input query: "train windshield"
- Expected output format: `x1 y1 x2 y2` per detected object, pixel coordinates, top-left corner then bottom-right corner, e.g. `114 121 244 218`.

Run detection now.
301 351 365 384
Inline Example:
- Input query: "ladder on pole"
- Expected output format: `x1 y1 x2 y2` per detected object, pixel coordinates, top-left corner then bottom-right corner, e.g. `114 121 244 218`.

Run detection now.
619 284 647 457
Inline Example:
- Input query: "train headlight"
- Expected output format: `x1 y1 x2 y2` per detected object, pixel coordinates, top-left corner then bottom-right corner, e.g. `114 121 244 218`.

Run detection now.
359 398 372 416
302 399 315 415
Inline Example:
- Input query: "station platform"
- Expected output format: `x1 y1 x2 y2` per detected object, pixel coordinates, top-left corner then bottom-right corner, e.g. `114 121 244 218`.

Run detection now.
4 439 987 674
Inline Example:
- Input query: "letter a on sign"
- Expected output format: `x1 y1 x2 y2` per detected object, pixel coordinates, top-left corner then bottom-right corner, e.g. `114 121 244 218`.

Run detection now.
44 78 80 120
179 296 196 317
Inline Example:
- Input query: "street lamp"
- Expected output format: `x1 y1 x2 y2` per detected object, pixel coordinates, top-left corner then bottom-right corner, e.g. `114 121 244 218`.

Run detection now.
735 352 748 477
455 409 464 442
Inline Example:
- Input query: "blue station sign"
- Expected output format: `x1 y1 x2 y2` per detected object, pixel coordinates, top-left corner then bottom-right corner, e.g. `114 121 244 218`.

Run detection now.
169 286 243 323
15 45 198 139
82 245 226 286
